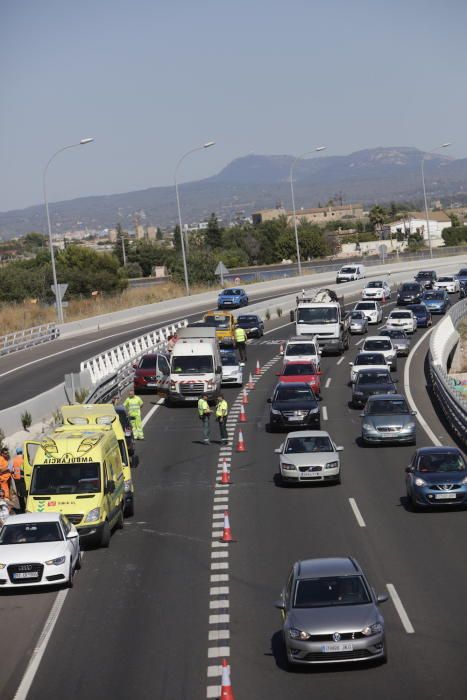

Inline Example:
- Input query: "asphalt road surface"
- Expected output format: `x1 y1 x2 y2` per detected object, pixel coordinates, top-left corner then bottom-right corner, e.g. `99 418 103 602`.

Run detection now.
2 292 467 700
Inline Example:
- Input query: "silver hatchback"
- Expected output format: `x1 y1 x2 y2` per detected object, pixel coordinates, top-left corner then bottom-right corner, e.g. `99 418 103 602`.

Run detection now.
276 557 388 666
361 394 417 445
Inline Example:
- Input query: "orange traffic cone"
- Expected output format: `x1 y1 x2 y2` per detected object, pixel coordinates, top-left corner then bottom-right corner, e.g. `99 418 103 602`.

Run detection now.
239 404 247 422
247 372 255 389
236 429 246 452
220 658 235 699
221 511 234 543
242 388 249 405
255 360 261 375
220 459 231 485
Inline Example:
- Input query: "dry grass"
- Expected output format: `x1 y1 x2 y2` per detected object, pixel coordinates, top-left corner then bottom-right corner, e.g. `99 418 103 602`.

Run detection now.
0 282 214 334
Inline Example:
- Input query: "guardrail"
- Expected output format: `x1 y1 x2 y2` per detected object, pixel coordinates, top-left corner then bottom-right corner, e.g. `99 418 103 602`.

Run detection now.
429 298 467 445
0 323 60 356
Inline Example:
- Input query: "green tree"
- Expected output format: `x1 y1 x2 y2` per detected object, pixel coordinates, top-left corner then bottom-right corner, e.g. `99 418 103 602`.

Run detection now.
369 205 388 229
205 213 223 249
22 232 47 251
449 212 461 228
156 227 163 241
56 245 127 295
173 224 182 252
442 226 467 247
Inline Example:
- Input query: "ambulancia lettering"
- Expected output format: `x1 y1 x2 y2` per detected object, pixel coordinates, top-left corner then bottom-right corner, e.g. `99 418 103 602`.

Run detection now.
43 455 93 464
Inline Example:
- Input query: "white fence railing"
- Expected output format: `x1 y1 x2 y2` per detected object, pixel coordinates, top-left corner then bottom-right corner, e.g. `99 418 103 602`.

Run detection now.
0 323 60 356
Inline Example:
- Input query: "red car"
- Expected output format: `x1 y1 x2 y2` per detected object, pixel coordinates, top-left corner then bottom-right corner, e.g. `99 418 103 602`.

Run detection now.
133 352 171 393
277 361 322 397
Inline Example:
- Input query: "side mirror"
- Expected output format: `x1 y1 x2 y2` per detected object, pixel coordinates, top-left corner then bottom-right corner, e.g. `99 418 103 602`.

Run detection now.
67 530 79 539
336 446 344 452
405 466 413 473
318 349 323 355
132 364 138 369
274 600 286 610
131 455 140 469
349 362 354 366
106 479 115 494
267 398 272 404
393 378 399 382
377 593 389 604
216 366 222 374
274 448 282 454
317 371 323 376
289 310 295 322
411 411 417 416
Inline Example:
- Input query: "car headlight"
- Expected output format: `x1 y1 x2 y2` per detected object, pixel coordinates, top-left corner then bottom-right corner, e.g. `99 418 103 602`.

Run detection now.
124 479 132 493
414 477 426 487
362 622 383 636
45 555 66 566
354 391 364 396
308 407 319 414
84 507 101 523
325 461 339 470
461 476 467 485
281 463 296 471
271 408 281 415
403 423 416 432
362 423 373 431
0 563 5 570
289 628 311 640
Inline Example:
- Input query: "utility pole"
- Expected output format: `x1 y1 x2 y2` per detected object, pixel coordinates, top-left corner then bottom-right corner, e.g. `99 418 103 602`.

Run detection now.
121 234 127 266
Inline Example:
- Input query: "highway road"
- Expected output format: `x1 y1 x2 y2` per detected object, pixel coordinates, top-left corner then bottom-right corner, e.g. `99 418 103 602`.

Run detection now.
2 285 467 700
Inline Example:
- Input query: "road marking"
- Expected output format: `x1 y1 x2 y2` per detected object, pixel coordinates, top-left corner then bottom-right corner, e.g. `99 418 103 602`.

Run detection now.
210 587 229 595
356 338 364 346
348 497 366 527
386 583 415 634
336 357 344 365
403 327 441 446
142 397 165 427
209 614 230 624
325 377 332 388
209 629 230 641
208 646 230 658
322 406 328 420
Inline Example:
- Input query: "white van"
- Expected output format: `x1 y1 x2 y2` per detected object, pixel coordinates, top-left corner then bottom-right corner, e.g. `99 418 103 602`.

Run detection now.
169 327 222 404
336 264 366 283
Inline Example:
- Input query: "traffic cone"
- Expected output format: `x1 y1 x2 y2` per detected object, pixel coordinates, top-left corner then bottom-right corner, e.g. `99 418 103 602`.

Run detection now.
236 429 246 452
247 372 255 389
220 459 231 485
255 359 261 375
220 658 235 699
221 511 234 543
279 342 284 355
239 404 247 422
242 388 249 405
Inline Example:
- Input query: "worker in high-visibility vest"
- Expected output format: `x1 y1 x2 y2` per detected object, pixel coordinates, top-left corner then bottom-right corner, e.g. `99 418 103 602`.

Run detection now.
124 390 144 440
215 395 229 444
197 393 212 444
234 326 248 365
11 447 26 512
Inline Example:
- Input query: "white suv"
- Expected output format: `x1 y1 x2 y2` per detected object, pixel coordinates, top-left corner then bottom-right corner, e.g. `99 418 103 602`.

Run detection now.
362 280 392 301
362 336 397 370
386 309 417 334
353 300 383 325
283 336 321 369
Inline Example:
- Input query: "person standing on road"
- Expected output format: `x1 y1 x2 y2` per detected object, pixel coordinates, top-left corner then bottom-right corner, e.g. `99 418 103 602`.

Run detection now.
198 393 212 444
0 449 12 500
11 447 26 512
234 325 248 366
124 390 144 440
215 394 229 444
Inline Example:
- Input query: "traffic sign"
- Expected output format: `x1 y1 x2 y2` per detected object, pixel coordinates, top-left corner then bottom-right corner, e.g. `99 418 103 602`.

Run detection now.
378 244 388 262
50 283 68 300
215 261 230 286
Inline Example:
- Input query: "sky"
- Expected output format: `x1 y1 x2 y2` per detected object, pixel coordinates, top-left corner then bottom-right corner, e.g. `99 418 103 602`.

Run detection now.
1 0 466 212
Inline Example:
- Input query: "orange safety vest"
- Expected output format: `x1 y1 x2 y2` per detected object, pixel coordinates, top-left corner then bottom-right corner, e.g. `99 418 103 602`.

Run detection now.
0 470 10 500
12 455 24 480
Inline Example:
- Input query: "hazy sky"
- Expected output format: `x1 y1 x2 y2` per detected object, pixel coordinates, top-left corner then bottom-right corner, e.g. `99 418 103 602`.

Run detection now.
1 0 466 212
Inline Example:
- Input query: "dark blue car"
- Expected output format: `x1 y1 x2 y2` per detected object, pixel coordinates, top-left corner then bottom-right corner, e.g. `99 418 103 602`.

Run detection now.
217 287 249 309
406 446 467 510
421 290 450 314
406 303 432 328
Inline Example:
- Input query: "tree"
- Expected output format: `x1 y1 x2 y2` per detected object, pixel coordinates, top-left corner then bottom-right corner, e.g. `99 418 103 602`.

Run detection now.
22 232 47 250
56 245 127 295
173 224 182 252
442 226 467 247
156 227 163 241
205 213 223 249
369 205 388 229
449 212 461 228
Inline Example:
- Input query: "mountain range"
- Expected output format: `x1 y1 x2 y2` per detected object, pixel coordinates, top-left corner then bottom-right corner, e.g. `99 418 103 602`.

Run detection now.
1 147 466 238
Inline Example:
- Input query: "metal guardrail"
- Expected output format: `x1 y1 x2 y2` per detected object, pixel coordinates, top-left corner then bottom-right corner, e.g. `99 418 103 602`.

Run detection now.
0 323 60 356
429 298 467 445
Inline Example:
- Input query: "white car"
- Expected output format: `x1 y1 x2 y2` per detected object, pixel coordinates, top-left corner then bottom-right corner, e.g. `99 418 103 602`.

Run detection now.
386 309 417 334
0 513 81 589
434 276 460 294
362 336 397 370
275 430 343 484
220 350 243 386
349 351 389 384
283 336 321 369
362 280 392 301
353 301 383 325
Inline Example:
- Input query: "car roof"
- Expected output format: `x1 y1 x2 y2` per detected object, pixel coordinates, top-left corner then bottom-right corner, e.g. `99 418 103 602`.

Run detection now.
365 336 392 342
287 336 318 343
415 446 462 455
276 381 311 389
3 512 62 524
297 557 361 579
285 430 330 439
367 393 405 401
283 360 315 365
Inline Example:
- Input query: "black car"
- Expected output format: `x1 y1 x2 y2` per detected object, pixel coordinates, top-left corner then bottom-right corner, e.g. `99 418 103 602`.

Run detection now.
236 314 264 338
414 270 437 289
405 447 467 510
351 369 397 408
397 282 423 305
268 381 320 431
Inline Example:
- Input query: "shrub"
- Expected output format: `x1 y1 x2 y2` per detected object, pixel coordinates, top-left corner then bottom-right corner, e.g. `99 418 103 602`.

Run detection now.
265 309 271 321
75 388 89 403
21 411 32 431
276 307 283 317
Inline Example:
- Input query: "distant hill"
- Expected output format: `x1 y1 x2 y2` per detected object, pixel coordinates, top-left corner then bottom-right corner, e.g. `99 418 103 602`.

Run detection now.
1 147 466 238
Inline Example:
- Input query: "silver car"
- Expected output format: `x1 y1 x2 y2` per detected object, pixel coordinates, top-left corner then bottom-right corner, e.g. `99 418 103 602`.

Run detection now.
220 350 243 386
349 310 368 334
379 328 410 356
275 431 343 484
361 394 417 445
275 557 388 666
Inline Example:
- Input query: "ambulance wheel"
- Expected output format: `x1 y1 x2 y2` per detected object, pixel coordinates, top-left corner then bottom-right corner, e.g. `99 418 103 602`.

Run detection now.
100 521 111 548
116 507 124 530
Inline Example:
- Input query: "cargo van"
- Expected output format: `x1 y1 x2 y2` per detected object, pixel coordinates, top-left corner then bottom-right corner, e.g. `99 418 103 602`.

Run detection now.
169 327 222 403
25 426 125 548
202 310 236 347
336 264 365 283
60 404 138 517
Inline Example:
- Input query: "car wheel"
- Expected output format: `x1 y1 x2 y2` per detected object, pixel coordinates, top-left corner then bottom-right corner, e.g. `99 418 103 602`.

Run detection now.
116 507 124 530
100 520 111 548
124 499 135 517
335 473 341 485
411 496 419 512
75 551 82 570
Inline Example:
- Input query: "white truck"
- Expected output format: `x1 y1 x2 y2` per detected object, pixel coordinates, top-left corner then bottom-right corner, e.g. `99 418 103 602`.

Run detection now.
168 327 222 404
290 288 350 355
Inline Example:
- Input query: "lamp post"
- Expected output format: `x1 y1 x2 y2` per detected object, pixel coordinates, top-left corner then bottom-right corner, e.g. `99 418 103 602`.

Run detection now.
290 146 327 276
421 142 451 259
174 141 216 295
43 138 94 323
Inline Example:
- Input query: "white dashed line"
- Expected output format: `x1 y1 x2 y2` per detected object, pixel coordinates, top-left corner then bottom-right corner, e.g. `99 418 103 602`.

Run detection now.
141 397 165 427
356 338 364 346
325 377 332 388
348 497 366 527
336 356 344 365
322 406 328 420
386 584 415 634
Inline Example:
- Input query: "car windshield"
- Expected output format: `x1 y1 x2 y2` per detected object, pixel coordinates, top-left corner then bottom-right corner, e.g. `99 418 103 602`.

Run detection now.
458 269 467 276
275 386 313 402
237 316 258 326
390 312 410 319
355 303 376 310
367 399 409 414
286 343 317 356
357 372 391 385
282 363 316 376
171 356 214 374
294 575 371 608
367 281 383 288
204 315 230 329
416 452 466 473
285 436 333 453
355 353 386 365
0 522 63 544
380 330 406 339
30 463 101 495
423 292 444 300
364 339 391 351
401 284 419 292
350 311 364 320
416 271 433 278
221 354 237 367
340 267 357 274
438 277 453 282
139 356 157 369
408 305 425 313
222 289 241 296
297 307 338 324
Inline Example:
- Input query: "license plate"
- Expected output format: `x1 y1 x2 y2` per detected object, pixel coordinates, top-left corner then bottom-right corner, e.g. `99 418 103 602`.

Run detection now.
13 572 39 579
288 416 302 421
146 382 156 387
435 493 457 499
321 643 353 652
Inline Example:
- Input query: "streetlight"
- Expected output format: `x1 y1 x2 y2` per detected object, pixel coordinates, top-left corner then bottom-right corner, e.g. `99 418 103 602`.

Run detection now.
290 146 327 276
43 138 94 323
174 141 216 295
421 142 451 259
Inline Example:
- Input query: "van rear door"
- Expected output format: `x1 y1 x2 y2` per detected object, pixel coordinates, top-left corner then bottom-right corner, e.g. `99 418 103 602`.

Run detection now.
156 354 170 394
23 441 41 492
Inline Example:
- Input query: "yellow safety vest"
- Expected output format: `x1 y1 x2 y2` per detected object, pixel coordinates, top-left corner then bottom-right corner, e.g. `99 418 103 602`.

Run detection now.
234 327 247 343
216 399 228 418
198 398 210 417
124 396 143 415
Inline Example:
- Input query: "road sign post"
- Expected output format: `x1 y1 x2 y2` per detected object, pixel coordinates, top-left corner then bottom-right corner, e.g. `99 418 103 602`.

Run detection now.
51 284 68 320
215 261 230 287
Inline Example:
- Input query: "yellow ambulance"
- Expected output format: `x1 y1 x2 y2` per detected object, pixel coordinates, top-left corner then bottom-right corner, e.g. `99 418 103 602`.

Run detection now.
25 426 125 548
203 310 236 347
